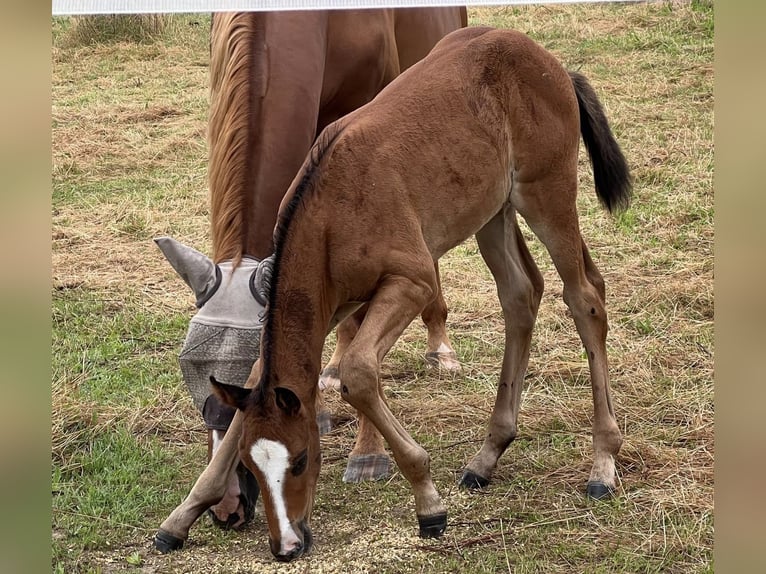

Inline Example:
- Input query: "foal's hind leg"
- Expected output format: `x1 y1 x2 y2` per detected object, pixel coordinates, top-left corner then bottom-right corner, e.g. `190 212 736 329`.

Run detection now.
343 406 393 483
461 207 544 489
522 181 622 498
343 266 458 481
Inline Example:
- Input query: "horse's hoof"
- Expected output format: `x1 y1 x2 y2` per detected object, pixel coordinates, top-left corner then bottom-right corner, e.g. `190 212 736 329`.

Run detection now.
207 508 241 530
459 469 490 490
425 351 462 372
154 529 185 553
586 481 615 500
342 453 391 483
417 512 448 538
318 367 341 391
316 409 333 436
238 464 260 524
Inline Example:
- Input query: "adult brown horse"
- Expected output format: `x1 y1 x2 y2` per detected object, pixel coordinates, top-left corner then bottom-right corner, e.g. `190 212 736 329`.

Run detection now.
153 7 466 549
211 26 632 561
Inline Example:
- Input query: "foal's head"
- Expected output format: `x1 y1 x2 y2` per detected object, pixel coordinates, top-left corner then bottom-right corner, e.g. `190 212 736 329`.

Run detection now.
211 376 320 562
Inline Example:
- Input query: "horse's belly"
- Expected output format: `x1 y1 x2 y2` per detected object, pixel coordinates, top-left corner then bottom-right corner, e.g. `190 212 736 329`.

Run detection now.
423 183 509 259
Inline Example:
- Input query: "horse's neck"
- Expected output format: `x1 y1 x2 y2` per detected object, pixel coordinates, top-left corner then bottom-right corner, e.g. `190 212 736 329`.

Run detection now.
208 12 330 262
262 227 333 401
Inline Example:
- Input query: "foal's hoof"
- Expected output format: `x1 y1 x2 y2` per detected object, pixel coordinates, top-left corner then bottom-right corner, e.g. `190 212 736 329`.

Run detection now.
459 469 490 490
318 366 341 391
417 512 448 538
342 453 391 483
316 409 333 436
425 351 462 372
154 529 184 553
586 481 615 500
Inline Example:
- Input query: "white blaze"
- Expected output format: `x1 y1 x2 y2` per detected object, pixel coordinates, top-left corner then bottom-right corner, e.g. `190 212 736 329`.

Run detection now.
249 438 301 552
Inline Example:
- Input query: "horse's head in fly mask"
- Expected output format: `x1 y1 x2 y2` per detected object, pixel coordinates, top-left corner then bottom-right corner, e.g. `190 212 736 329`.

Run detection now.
155 236 273 528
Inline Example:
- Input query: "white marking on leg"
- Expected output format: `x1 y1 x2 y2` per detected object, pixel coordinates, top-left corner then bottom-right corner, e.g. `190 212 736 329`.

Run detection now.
249 439 301 552
436 343 452 354
212 430 224 455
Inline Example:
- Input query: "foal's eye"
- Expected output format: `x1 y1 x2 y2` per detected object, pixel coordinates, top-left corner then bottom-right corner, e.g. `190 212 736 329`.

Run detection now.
291 449 308 477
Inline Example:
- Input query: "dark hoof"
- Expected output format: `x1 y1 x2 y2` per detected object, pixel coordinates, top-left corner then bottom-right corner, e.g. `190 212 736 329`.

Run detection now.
206 508 241 530
207 463 260 530
239 463 260 522
417 512 448 539
154 529 184 553
459 469 490 490
586 481 615 500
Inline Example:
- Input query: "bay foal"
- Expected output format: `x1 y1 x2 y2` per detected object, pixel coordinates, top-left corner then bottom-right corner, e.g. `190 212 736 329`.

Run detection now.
211 26 632 562
155 7 465 539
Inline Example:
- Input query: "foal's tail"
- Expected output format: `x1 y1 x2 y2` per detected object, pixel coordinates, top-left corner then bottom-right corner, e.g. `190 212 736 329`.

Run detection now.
569 71 633 213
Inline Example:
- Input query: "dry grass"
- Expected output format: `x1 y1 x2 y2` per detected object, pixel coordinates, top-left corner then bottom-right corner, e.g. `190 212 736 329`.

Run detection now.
59 14 177 47
52 3 713 572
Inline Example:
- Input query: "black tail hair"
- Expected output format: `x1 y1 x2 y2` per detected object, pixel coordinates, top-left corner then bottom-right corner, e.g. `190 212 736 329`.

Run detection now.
569 71 633 213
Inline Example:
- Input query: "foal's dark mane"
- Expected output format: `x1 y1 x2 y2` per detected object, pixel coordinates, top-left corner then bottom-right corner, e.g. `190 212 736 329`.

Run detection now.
256 125 345 399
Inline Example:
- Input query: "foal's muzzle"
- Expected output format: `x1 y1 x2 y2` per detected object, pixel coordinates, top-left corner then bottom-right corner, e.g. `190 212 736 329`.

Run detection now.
270 521 313 562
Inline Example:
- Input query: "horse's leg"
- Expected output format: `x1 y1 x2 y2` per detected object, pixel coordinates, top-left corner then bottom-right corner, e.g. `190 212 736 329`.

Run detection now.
155 409 245 552
339 269 448 538
422 260 461 371
319 306 365 392
205 428 258 530
342 409 392 483
154 360 263 552
317 307 365 436
321 305 390 482
522 178 622 498
460 208 544 488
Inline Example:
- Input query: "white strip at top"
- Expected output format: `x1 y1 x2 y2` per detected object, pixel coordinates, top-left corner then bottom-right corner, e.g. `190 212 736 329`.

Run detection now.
52 0 636 16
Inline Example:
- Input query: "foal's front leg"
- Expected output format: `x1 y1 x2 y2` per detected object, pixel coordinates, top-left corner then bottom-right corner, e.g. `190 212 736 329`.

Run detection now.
338 273 448 537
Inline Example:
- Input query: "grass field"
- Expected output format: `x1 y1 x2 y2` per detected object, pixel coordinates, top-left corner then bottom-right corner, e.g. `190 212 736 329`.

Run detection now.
51 2 714 572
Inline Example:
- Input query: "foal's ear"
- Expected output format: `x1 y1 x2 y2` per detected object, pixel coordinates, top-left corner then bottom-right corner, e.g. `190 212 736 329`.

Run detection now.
274 387 302 418
210 375 252 411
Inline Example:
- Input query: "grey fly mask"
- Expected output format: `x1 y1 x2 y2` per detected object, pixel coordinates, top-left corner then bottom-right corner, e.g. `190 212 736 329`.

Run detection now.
155 237 273 430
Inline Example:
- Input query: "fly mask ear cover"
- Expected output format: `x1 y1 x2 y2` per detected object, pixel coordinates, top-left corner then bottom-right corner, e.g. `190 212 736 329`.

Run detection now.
155 237 275 429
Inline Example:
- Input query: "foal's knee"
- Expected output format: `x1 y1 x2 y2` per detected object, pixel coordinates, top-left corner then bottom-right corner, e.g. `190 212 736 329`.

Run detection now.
338 352 379 407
